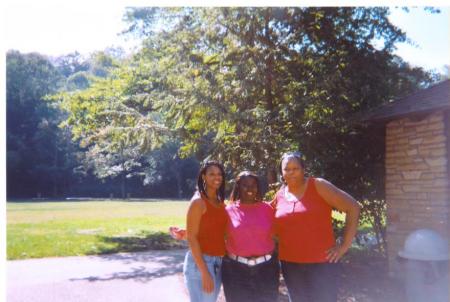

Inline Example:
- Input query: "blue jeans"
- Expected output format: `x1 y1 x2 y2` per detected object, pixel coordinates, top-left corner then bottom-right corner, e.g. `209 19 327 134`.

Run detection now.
183 250 222 302
280 261 340 302
221 253 280 302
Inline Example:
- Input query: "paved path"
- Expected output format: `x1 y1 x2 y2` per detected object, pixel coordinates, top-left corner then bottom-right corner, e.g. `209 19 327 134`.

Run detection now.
7 249 189 302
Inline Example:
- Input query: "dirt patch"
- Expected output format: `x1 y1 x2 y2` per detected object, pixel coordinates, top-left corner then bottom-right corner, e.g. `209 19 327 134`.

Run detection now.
336 249 405 302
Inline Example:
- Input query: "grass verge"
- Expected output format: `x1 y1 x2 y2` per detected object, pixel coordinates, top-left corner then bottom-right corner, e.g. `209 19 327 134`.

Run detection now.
7 200 189 259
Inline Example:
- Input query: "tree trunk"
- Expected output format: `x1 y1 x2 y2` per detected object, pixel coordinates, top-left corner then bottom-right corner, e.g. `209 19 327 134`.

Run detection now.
263 12 278 187
53 140 58 197
175 170 182 199
121 172 126 199
120 148 127 199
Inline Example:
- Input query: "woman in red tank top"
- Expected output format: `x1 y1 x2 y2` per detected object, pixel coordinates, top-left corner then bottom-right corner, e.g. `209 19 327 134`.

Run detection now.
183 160 228 302
272 152 360 302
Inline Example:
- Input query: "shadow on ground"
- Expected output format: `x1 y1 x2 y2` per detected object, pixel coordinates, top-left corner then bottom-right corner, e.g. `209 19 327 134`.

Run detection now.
96 249 185 263
70 232 187 283
70 250 186 283
95 231 187 254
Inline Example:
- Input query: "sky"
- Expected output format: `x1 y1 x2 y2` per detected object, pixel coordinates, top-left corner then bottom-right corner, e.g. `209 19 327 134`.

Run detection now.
388 7 449 73
2 1 450 73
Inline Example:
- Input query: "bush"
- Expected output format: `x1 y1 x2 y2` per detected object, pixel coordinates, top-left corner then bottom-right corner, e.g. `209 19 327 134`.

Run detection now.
264 182 282 202
358 199 387 253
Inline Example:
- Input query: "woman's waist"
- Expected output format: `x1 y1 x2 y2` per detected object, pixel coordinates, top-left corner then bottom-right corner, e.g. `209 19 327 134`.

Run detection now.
226 241 275 258
225 250 276 266
277 238 334 261
186 250 223 262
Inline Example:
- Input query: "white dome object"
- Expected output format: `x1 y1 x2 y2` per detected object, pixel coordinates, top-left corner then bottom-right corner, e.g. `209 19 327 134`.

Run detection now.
398 229 449 261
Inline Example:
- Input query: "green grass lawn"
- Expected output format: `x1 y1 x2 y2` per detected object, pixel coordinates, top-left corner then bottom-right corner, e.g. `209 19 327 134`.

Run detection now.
7 199 359 260
7 200 189 260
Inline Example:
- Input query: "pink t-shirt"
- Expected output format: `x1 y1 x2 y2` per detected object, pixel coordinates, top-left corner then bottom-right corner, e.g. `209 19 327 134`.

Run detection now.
225 201 275 257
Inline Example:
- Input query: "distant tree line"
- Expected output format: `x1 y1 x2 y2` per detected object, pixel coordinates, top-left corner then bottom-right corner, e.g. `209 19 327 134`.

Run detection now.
6 50 199 199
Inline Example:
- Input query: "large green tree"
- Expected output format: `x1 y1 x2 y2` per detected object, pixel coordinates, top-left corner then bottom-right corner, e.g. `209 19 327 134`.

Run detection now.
119 7 433 197
51 50 172 198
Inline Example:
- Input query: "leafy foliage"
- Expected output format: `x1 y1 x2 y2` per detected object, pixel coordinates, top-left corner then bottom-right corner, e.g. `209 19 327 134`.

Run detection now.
120 7 433 197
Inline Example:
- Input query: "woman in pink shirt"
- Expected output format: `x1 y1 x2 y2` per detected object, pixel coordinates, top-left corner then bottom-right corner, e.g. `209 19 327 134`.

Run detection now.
221 171 279 302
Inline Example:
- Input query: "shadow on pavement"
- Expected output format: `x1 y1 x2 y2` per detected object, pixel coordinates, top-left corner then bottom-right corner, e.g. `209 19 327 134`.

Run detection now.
69 265 182 283
96 249 186 265
94 231 187 254
70 249 187 283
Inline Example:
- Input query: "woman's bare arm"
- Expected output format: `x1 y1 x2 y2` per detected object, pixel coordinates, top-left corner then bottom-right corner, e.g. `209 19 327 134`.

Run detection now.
315 178 361 262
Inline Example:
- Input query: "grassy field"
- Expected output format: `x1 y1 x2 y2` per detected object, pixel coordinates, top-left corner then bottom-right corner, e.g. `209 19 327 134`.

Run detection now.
7 199 189 260
7 199 350 260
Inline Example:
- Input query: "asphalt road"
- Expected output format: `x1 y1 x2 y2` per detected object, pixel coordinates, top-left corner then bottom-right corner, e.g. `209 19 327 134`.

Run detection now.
7 249 190 302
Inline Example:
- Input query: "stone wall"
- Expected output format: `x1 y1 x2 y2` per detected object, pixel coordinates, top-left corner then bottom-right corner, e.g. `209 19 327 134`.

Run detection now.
385 110 450 271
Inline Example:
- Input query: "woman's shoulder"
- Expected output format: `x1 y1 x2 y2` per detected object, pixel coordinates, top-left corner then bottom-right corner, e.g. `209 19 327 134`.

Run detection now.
189 196 206 211
309 177 332 191
312 177 328 183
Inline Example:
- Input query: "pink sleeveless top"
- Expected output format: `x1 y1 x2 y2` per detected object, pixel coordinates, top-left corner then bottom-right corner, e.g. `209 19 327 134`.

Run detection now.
225 201 275 257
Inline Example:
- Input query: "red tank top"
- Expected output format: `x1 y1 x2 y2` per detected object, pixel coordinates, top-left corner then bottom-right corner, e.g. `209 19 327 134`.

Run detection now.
197 199 227 256
272 178 335 263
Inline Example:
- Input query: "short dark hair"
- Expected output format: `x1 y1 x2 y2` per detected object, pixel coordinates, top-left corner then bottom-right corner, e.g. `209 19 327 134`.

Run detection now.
196 160 226 202
229 171 262 203
278 151 305 183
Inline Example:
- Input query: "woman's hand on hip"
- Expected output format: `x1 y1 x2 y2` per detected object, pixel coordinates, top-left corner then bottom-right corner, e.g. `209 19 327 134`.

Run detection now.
326 244 349 263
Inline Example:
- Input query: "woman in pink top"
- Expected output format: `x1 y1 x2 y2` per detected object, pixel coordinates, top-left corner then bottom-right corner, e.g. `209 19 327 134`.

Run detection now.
171 171 279 302
221 171 279 302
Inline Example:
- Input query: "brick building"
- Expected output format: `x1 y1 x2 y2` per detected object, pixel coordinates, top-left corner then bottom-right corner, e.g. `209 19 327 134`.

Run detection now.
366 79 450 272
